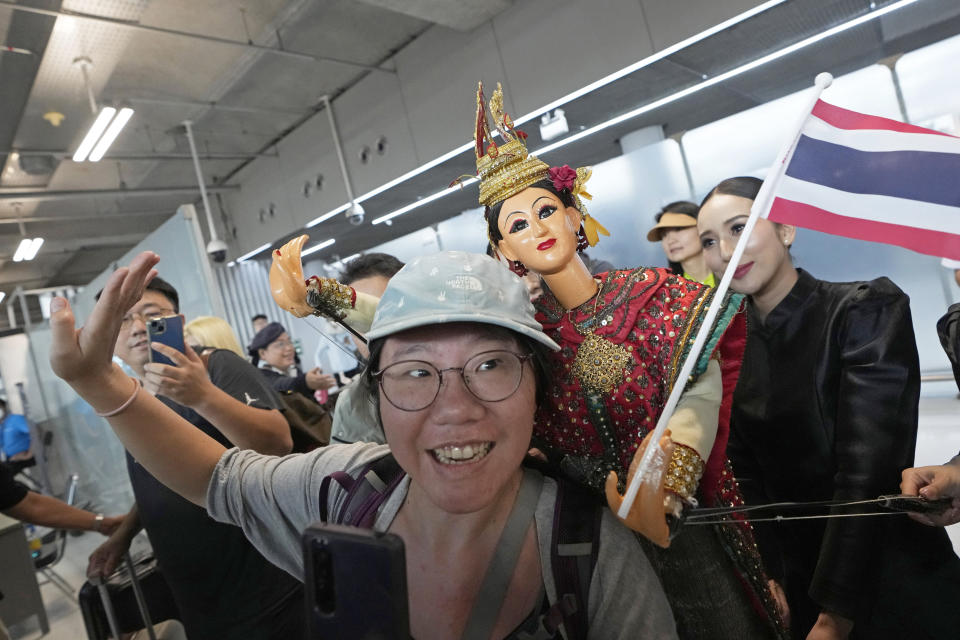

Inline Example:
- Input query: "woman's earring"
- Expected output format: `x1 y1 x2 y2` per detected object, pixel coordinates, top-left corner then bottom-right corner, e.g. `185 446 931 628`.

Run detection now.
510 260 529 277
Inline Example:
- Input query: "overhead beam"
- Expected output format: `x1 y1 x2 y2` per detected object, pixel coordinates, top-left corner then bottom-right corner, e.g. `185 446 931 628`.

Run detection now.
10 148 279 160
0 1 395 73
0 209 172 225
0 185 239 202
127 96 303 117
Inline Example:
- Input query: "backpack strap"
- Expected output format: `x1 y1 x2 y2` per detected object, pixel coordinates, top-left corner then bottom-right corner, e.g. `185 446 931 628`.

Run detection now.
318 454 405 528
547 478 602 640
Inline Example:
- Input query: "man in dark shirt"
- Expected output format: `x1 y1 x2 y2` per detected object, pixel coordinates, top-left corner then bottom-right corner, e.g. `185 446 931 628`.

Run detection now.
87 276 304 640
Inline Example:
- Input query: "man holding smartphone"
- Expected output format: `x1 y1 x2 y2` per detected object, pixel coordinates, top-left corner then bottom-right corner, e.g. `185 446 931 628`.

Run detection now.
88 276 304 640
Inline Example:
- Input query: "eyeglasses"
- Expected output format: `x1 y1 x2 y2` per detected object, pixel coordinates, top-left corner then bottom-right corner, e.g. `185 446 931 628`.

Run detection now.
267 339 294 349
119 308 175 331
373 350 533 412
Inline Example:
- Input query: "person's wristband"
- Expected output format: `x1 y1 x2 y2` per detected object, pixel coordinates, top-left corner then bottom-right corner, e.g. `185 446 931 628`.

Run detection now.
93 513 105 533
96 377 140 417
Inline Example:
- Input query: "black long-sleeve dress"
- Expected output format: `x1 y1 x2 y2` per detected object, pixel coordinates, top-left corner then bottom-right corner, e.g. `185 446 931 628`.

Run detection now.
729 269 960 639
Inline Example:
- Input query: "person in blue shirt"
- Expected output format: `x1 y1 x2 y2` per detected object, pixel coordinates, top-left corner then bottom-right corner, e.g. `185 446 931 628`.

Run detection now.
0 398 33 472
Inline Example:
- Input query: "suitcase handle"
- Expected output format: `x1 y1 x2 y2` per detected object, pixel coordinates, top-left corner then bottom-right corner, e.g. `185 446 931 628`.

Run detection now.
92 553 158 640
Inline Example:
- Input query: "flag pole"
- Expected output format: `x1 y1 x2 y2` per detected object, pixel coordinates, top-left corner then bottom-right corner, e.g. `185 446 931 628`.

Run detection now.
617 72 834 521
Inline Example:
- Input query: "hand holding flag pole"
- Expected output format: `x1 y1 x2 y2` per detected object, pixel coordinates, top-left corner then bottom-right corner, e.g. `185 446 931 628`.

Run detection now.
616 72 835 523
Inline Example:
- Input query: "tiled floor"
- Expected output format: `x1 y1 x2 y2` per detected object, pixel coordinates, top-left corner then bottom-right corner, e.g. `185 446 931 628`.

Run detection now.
6 385 959 639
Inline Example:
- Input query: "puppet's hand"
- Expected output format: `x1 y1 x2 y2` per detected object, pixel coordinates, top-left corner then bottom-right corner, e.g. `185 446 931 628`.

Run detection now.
605 429 676 548
304 276 357 321
270 235 315 318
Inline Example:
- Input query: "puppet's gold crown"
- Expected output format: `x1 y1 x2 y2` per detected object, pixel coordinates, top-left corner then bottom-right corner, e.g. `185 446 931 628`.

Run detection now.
474 82 549 208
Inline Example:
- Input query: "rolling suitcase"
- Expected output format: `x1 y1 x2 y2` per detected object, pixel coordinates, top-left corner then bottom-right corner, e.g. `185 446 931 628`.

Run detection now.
79 552 181 640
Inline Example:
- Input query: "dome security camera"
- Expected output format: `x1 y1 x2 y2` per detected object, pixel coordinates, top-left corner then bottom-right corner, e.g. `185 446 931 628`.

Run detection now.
346 202 365 226
207 238 228 263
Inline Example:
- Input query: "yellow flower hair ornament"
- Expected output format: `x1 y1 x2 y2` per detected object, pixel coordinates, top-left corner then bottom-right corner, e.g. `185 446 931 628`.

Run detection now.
582 212 610 247
549 165 609 247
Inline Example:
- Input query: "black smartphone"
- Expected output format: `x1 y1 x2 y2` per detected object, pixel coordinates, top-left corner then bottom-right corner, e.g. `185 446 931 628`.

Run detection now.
146 314 186 367
302 523 410 640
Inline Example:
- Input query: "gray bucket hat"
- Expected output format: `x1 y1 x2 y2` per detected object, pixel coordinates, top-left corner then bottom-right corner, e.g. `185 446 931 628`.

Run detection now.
365 251 560 351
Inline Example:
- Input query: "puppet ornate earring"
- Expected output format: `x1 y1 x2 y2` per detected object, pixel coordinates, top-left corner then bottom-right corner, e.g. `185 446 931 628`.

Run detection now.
576 225 589 252
509 260 529 277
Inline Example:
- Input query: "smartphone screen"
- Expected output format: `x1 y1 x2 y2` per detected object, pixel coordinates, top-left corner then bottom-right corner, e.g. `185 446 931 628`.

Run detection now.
147 315 186 367
303 523 409 639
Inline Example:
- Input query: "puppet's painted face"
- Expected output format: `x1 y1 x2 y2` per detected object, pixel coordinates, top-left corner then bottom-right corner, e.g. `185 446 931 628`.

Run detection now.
495 187 581 276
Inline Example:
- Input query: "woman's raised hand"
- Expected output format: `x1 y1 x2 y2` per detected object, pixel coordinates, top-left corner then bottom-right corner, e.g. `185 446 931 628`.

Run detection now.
49 251 159 386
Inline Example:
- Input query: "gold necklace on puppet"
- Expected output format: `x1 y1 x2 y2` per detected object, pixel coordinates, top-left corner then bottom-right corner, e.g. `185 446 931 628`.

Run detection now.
568 278 631 395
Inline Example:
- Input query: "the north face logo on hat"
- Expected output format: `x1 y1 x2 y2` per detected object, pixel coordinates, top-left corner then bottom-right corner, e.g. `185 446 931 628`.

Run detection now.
446 275 483 291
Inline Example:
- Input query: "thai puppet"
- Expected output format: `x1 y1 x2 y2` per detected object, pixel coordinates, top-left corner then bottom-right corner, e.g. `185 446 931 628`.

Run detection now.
268 85 749 550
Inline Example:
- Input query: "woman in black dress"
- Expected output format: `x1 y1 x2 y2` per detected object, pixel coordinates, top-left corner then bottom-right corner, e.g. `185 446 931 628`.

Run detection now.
697 176 960 640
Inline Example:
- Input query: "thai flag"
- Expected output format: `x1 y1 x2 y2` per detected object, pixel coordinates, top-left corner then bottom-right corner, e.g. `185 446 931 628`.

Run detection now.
766 99 960 260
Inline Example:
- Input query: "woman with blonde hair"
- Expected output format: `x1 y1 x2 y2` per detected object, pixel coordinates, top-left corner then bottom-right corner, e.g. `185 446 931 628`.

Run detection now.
184 316 245 359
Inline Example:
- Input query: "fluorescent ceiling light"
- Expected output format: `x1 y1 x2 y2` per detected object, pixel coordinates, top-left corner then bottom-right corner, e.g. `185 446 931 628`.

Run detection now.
0 291 5 304
317 0 791 224
306 203 349 228
301 1 790 232
531 0 920 158
366 0 918 228
372 179 477 226
512 0 791 129
73 107 116 162
13 237 43 262
305 144 475 228
301 238 335 257
12 239 29 262
236 242 271 263
88 107 135 162
24 237 44 260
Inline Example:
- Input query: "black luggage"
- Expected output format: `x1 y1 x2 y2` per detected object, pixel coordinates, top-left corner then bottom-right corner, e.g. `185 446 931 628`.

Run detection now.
78 552 180 640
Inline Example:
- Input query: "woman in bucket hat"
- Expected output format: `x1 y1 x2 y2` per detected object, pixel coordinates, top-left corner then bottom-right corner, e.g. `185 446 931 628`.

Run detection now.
48 250 676 640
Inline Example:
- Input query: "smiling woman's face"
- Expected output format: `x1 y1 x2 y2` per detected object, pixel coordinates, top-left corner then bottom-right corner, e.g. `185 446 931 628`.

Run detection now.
495 187 582 276
697 193 795 296
378 323 536 515
259 332 296 370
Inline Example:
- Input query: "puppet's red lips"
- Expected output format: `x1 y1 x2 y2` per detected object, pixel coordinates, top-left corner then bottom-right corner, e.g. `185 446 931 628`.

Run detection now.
537 239 556 251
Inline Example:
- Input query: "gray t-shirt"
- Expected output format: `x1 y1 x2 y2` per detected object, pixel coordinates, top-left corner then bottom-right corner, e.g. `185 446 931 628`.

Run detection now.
207 443 678 639
330 380 384 444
